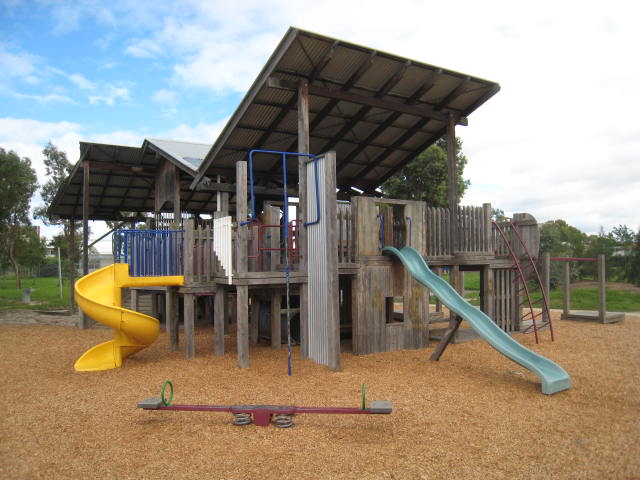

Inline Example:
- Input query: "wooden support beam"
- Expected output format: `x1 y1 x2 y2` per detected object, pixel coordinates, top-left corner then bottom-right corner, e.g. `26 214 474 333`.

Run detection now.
447 113 457 254
69 218 77 315
267 76 468 126
80 161 91 329
563 261 570 317
598 254 606 323
430 317 462 361
237 285 249 368
541 253 550 324
250 295 260 344
214 288 225 355
166 286 179 351
271 291 281 350
297 80 310 360
184 293 195 359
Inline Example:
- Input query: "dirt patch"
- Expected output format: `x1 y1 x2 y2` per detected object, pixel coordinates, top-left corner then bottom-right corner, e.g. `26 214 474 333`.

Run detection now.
0 309 80 326
1 313 639 479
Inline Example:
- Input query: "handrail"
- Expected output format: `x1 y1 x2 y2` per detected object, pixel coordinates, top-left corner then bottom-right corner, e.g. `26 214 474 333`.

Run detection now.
242 149 321 232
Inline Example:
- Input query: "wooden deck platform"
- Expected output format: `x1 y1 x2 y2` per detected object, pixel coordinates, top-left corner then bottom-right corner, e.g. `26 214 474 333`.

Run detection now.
561 310 625 324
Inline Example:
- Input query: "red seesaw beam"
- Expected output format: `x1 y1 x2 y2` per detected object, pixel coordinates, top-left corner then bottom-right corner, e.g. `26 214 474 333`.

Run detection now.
137 398 393 427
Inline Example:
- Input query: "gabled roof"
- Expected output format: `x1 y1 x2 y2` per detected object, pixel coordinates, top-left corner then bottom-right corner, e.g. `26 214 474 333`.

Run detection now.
193 27 499 194
143 138 211 175
47 139 213 221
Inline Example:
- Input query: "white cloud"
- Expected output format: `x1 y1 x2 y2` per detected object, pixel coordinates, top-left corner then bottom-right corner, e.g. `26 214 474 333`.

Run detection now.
88 84 131 106
69 73 97 91
160 118 229 144
0 44 40 82
152 88 177 105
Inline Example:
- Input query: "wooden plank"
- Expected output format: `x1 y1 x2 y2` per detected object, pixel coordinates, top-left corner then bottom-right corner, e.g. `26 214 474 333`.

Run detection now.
447 113 457 254
250 295 260 343
563 261 570 317
271 291 281 350
236 285 249 368
598 254 606 323
169 288 179 351
213 288 225 356
297 81 309 359
541 252 550 323
184 218 194 283
236 161 248 274
184 293 195 359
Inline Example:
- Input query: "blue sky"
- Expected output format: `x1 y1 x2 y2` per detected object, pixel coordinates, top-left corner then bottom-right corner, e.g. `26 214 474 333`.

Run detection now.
1 0 638 249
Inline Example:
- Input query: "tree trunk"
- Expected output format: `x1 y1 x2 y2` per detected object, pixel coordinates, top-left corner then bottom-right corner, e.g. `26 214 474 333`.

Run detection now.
8 243 21 289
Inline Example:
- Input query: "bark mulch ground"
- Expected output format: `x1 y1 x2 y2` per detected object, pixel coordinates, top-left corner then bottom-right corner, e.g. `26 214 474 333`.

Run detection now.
0 310 638 479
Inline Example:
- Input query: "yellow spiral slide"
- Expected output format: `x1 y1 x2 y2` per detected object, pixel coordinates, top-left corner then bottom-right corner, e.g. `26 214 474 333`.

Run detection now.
74 263 184 372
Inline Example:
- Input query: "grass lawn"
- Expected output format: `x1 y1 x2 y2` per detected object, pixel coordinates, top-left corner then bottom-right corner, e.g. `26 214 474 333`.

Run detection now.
440 271 640 312
0 276 71 311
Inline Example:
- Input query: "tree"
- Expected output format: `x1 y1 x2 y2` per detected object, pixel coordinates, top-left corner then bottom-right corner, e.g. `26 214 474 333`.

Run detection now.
628 228 640 286
0 148 38 288
379 137 469 207
33 142 79 310
33 142 80 270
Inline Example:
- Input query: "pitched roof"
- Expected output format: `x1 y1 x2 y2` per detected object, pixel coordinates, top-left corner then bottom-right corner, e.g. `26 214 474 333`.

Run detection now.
47 139 213 220
193 27 499 194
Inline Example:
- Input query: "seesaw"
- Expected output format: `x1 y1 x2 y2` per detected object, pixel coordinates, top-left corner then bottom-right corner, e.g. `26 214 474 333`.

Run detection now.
138 381 392 428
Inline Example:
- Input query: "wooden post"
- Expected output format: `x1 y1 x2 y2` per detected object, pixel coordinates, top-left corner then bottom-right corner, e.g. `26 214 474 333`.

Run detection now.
250 295 260 343
184 293 195 359
447 113 458 254
482 203 492 253
271 291 281 350
237 285 249 368
151 293 159 319
298 80 310 359
431 264 462 361
563 261 570 317
166 286 179 351
541 252 550 323
130 289 139 312
236 160 249 368
184 219 194 283
79 162 92 328
598 254 606 323
214 288 225 355
480 265 494 318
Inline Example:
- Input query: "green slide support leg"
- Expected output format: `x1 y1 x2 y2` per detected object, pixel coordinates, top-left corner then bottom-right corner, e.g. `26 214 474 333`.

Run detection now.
382 246 571 395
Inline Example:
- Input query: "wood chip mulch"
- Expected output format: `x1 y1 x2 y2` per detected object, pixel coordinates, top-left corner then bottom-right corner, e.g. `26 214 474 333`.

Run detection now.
1 311 638 479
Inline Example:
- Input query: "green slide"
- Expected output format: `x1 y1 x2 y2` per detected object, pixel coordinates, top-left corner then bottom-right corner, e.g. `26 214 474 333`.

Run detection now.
383 246 571 395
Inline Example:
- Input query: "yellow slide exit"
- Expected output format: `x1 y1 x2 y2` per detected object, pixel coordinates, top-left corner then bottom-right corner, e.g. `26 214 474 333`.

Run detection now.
74 263 184 372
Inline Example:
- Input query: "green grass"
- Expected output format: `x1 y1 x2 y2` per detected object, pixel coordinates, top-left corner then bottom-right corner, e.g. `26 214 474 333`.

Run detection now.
434 271 640 312
0 276 71 311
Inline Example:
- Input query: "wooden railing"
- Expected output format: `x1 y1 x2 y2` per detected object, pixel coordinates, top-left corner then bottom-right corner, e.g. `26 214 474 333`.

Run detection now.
337 202 355 264
425 203 492 257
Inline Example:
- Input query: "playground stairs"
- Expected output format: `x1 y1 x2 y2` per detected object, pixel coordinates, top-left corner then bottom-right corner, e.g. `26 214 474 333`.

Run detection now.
492 221 553 343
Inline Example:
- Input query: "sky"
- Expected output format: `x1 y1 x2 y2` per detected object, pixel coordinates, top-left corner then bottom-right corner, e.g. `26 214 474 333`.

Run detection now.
1 0 638 253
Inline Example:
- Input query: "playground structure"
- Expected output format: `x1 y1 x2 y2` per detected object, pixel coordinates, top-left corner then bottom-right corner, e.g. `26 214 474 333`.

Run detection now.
540 255 625 324
49 28 572 394
137 381 392 428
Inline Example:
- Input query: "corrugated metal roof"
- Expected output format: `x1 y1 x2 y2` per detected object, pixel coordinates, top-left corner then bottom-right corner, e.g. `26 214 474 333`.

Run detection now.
48 139 213 221
194 27 499 194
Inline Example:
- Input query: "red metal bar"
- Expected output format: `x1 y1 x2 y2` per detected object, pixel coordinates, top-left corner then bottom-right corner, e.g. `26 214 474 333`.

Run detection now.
154 403 391 427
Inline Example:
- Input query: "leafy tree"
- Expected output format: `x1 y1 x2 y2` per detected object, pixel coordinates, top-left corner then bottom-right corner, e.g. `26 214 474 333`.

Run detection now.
607 225 637 282
539 219 588 285
628 228 640 286
33 142 81 273
0 148 38 288
33 142 81 310
380 137 469 207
